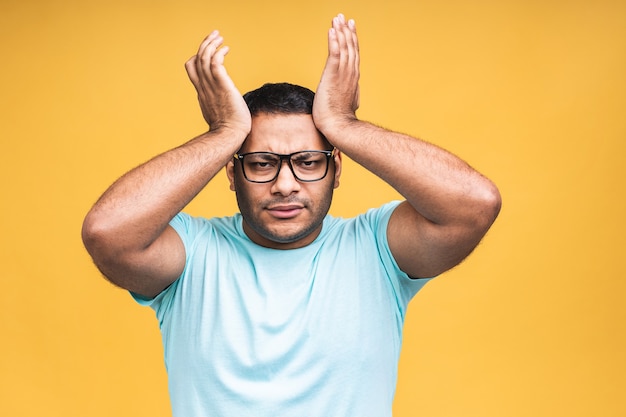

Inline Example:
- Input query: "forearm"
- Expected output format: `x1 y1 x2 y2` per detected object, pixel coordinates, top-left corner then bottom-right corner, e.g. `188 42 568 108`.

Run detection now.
325 119 500 227
83 130 244 252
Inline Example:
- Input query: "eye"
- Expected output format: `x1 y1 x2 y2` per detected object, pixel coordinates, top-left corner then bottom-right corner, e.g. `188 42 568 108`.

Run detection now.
245 154 279 171
250 161 277 171
292 154 325 170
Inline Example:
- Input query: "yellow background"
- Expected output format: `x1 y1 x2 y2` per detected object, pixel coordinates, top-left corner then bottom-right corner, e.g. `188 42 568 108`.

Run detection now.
1 0 625 416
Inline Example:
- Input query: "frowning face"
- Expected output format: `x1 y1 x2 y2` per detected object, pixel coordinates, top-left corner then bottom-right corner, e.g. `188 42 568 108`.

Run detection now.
226 113 342 249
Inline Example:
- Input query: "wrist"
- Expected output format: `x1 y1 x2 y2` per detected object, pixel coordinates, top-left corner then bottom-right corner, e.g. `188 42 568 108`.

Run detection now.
207 122 250 142
315 115 359 143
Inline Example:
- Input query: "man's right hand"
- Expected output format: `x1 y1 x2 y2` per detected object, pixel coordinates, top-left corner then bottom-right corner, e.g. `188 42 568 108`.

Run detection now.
185 30 251 137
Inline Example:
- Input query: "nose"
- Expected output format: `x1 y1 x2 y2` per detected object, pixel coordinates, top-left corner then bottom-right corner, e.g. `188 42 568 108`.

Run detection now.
270 160 301 196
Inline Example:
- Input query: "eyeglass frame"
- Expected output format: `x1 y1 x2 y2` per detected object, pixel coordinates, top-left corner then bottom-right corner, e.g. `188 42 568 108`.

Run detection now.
233 148 337 183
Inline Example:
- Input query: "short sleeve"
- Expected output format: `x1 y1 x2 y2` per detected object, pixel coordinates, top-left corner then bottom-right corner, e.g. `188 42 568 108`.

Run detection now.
363 201 432 308
128 212 200 324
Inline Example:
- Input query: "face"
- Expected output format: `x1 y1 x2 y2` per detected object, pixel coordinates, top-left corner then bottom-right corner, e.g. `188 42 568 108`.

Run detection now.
226 113 342 249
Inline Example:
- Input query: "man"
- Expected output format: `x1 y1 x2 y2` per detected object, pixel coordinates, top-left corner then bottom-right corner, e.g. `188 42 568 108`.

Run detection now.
82 14 501 417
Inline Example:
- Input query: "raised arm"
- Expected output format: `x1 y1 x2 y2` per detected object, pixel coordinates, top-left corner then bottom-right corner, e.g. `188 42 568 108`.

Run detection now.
313 15 501 278
82 31 251 298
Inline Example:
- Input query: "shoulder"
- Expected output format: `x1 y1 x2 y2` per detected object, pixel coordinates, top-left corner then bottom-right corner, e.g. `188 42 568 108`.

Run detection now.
320 201 402 245
332 201 401 232
360 201 403 225
169 212 246 250
171 212 240 235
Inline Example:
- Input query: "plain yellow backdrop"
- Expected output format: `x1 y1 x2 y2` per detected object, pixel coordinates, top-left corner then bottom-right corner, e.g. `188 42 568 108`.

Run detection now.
1 0 625 416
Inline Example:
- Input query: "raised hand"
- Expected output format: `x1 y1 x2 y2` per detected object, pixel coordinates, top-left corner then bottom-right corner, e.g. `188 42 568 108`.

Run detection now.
313 14 361 135
185 31 251 136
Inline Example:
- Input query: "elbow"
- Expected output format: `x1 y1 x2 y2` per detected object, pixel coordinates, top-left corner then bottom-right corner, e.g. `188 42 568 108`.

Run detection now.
81 210 135 285
82 212 104 261
476 180 502 232
488 181 502 221
81 210 118 263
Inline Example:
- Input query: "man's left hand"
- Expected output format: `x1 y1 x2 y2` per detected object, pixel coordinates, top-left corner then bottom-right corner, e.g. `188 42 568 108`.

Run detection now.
313 14 361 136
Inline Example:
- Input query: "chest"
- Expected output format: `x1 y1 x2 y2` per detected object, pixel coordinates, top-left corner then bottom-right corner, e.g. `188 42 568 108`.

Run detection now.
164 245 403 382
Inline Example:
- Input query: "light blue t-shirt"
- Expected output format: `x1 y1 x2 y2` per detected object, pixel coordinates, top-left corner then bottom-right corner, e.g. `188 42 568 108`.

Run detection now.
135 201 431 417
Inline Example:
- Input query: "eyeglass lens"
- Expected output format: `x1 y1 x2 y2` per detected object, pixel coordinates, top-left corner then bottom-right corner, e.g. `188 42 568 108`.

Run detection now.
241 151 331 182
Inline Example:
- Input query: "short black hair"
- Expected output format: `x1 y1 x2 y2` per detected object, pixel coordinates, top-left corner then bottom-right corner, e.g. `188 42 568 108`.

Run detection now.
243 83 314 116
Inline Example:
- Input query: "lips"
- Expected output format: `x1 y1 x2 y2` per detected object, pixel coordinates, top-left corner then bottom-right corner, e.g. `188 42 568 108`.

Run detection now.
266 204 304 219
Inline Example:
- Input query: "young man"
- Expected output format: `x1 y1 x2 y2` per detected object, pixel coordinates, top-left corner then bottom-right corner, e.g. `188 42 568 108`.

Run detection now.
82 14 501 417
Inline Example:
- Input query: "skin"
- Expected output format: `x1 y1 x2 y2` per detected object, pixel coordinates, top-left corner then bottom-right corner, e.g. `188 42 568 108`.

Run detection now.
81 14 501 299
226 113 341 250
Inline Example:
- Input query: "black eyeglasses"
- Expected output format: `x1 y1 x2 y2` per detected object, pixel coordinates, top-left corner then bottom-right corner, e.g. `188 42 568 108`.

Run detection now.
234 148 336 183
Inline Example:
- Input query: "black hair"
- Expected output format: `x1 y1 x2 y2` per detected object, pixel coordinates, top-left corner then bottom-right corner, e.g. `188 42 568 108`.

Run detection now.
243 83 314 116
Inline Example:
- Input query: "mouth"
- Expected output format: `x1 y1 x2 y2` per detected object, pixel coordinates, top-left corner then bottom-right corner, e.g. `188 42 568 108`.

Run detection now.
266 204 305 219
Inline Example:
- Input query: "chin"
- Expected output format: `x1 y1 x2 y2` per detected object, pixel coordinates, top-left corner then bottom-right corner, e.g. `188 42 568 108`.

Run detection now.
263 228 312 244
246 221 321 249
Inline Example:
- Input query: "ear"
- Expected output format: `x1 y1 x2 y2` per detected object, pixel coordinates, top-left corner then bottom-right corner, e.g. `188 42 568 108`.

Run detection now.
226 160 236 191
332 149 342 189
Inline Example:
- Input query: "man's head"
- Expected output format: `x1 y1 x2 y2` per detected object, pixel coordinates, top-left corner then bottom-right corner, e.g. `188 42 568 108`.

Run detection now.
227 83 342 250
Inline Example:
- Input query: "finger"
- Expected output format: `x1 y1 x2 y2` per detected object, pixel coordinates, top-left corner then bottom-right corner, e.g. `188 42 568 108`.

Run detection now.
348 17 356 31
186 31 220 88
185 55 200 88
347 18 359 53
332 15 349 68
337 17 353 69
196 30 220 58
197 35 224 73
209 45 231 85
327 25 340 61
196 30 221 63
212 44 230 66
347 19 360 74
199 35 223 64
335 16 358 75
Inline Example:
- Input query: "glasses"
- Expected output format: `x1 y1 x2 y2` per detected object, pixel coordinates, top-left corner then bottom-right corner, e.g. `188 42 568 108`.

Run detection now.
234 148 336 183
